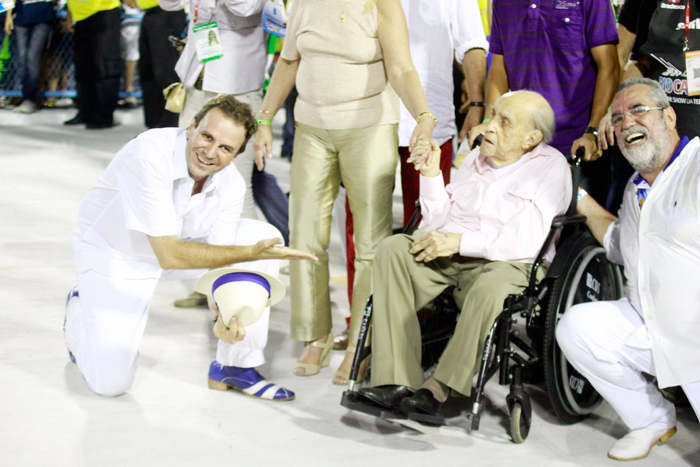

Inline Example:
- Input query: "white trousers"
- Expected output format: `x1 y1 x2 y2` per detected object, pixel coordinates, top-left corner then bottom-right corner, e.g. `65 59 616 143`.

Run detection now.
65 219 281 397
179 87 263 220
556 297 700 431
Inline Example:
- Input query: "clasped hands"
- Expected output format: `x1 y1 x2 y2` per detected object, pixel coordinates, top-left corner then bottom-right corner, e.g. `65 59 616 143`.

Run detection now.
407 137 441 177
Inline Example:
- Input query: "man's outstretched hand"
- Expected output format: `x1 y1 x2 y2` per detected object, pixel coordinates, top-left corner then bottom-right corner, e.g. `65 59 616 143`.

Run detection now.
252 238 318 261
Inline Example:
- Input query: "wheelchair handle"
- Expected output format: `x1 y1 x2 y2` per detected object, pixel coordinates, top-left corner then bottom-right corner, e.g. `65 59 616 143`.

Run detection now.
567 146 586 216
472 134 484 150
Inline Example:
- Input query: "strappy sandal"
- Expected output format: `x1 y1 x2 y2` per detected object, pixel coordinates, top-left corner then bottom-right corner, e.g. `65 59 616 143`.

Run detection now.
293 332 333 376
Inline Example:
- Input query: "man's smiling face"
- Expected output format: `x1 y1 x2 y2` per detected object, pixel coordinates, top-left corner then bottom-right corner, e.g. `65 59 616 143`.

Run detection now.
185 108 247 182
612 84 674 173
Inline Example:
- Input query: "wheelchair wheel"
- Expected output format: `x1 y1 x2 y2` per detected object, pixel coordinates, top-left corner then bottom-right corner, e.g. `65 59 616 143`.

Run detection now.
543 233 623 424
509 402 530 444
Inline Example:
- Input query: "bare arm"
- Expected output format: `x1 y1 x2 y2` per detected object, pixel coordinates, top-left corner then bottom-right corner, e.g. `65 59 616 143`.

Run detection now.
571 43 619 161
577 192 617 245
377 0 434 158
147 235 316 270
467 53 507 146
4 8 13 35
253 58 299 169
458 48 487 142
599 56 649 149
617 25 636 74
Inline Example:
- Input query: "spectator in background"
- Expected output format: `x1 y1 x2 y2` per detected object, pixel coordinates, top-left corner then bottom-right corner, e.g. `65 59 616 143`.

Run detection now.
470 0 619 205
119 2 141 107
396 0 488 229
599 0 700 148
129 0 184 127
4 0 55 114
63 0 121 129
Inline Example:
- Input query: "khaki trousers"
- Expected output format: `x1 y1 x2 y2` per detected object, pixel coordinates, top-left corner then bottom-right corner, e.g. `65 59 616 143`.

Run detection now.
290 122 398 343
370 232 545 396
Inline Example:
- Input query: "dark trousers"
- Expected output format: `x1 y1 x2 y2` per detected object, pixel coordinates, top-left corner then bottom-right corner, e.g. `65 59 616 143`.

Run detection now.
138 7 186 128
73 8 121 126
15 22 52 102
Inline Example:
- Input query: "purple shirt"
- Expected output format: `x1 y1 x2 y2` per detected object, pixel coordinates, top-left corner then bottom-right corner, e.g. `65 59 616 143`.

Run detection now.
490 0 618 154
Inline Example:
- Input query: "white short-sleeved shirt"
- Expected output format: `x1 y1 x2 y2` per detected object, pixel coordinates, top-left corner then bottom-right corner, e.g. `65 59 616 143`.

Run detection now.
604 136 700 388
73 128 245 279
398 0 489 146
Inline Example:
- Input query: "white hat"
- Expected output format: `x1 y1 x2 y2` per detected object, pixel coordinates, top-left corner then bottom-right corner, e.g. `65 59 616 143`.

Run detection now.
194 267 286 327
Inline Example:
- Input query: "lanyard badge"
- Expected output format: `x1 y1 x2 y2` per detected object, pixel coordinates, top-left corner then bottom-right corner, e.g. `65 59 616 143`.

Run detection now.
262 0 286 37
683 0 700 95
193 22 224 62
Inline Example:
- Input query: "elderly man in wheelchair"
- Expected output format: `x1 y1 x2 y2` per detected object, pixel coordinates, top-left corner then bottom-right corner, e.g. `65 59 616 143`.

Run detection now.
353 90 572 419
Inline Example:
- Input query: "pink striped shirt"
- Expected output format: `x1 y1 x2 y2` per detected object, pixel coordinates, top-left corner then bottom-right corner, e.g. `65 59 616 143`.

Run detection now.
419 143 572 263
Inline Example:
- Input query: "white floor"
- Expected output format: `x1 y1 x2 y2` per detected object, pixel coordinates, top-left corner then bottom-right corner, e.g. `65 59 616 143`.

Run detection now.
0 107 697 467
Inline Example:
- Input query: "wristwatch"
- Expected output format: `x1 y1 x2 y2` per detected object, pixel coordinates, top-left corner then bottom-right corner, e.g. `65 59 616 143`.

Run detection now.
585 126 599 138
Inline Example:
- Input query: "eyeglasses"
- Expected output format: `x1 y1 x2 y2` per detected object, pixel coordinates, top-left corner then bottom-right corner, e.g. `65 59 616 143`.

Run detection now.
610 105 667 127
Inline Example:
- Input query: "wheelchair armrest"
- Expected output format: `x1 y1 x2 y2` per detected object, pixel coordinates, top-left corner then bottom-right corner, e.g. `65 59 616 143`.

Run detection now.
551 214 586 229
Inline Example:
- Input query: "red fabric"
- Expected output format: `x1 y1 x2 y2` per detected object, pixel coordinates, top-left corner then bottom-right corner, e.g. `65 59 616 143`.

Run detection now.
343 140 453 329
345 196 354 326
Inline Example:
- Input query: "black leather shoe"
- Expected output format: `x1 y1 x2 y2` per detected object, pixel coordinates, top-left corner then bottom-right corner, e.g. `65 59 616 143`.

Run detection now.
356 385 414 411
399 388 441 416
63 114 85 125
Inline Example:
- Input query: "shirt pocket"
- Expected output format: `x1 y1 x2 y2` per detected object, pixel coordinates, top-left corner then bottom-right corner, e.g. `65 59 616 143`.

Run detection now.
547 9 584 51
508 183 537 202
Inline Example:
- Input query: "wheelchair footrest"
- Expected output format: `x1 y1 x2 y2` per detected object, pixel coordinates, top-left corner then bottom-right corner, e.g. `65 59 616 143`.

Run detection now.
340 391 407 420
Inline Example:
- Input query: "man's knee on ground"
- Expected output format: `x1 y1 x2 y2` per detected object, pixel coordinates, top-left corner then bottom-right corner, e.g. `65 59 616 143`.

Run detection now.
82 352 135 397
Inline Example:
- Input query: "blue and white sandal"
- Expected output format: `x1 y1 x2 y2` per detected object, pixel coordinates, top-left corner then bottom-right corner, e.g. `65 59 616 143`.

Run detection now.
208 361 295 401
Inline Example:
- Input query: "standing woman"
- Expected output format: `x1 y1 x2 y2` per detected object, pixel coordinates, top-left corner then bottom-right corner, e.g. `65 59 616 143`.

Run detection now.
254 0 434 384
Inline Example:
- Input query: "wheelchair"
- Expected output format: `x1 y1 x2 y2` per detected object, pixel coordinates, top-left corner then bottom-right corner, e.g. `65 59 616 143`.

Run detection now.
340 147 624 443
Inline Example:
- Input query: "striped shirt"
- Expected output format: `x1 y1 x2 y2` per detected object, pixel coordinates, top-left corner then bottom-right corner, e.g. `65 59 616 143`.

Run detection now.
490 0 618 154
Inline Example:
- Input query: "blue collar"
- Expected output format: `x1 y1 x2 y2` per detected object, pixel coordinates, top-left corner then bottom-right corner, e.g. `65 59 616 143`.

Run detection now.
632 135 689 187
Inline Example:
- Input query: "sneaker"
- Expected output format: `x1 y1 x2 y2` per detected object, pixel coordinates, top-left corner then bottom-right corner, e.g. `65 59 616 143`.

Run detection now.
207 361 295 401
608 426 677 461
64 287 79 364
13 100 37 114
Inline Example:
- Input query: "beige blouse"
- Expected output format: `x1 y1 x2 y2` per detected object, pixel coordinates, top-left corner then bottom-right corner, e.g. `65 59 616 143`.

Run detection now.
281 0 399 130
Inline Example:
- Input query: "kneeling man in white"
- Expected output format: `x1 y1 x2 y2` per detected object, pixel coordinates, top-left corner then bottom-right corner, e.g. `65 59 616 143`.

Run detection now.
556 78 700 461
65 95 315 400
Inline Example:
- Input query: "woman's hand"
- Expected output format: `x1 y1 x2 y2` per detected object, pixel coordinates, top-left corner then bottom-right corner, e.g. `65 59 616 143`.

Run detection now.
253 124 274 171
407 117 435 169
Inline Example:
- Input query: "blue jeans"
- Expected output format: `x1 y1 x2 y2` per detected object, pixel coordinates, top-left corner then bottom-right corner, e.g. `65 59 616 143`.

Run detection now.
15 22 52 102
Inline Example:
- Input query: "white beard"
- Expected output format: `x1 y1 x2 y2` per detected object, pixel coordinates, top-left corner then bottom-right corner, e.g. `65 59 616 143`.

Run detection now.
619 124 670 173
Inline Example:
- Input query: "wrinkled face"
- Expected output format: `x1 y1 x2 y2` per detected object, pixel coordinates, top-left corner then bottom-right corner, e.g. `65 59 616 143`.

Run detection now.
612 85 674 173
480 94 538 166
185 108 247 182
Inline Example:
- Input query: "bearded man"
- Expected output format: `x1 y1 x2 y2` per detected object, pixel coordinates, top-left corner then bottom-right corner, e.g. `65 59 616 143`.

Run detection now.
556 78 700 462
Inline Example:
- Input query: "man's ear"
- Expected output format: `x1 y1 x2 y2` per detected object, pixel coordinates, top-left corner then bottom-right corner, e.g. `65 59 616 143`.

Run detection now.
664 105 677 131
523 129 544 150
186 120 196 140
